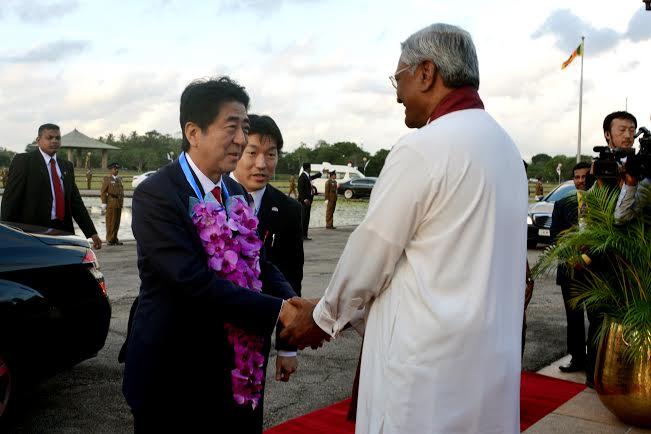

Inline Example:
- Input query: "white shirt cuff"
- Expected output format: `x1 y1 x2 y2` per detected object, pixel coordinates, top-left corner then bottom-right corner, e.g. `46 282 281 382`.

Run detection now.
277 351 297 358
313 298 338 338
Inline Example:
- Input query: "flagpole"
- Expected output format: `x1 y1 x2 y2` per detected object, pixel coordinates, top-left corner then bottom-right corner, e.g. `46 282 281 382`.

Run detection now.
576 36 584 163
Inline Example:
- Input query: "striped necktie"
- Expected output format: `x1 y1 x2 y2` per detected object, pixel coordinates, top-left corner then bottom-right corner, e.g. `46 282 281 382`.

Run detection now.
211 186 222 205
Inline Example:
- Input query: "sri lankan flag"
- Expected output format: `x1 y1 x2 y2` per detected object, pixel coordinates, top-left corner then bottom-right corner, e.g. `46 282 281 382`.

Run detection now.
561 42 583 69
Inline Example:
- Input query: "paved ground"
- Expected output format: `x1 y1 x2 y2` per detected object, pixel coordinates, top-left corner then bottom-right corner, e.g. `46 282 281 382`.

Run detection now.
4 226 568 432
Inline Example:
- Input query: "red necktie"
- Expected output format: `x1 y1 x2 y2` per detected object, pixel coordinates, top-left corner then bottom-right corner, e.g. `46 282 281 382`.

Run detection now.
211 186 223 205
50 158 65 220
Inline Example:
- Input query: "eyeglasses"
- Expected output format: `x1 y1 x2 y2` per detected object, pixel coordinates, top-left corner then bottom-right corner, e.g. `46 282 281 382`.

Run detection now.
389 65 411 89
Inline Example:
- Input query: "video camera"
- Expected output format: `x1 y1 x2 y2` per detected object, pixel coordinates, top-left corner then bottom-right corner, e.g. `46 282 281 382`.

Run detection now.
624 127 651 180
592 146 620 180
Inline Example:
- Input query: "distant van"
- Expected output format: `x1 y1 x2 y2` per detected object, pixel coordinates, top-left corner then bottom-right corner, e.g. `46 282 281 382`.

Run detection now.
300 162 364 195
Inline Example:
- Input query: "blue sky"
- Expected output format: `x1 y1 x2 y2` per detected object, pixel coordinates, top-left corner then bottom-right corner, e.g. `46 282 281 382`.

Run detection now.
0 0 649 159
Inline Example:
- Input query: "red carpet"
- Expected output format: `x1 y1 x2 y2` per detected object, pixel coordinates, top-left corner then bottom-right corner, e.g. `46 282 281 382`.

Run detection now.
265 372 586 433
519 372 586 430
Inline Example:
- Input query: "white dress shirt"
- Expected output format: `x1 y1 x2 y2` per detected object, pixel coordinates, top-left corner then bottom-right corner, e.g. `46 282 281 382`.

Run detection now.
228 173 265 215
184 152 221 197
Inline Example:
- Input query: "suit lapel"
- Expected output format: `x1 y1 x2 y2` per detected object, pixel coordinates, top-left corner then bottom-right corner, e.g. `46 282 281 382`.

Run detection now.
58 159 73 202
32 151 53 201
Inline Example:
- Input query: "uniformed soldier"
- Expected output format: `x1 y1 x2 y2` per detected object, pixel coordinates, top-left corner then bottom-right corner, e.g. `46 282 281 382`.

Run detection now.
86 168 93 190
100 162 124 245
324 170 338 229
0 167 7 188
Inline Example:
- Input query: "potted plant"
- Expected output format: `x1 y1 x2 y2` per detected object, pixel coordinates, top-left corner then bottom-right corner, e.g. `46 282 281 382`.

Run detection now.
533 185 651 427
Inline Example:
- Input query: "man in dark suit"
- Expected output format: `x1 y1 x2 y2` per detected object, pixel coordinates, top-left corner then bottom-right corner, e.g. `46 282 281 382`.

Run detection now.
1 123 101 249
231 113 304 382
550 161 591 374
122 77 299 433
297 162 320 240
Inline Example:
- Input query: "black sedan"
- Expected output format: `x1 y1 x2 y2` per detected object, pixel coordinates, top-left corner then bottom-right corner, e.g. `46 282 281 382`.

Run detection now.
527 181 576 248
337 177 377 199
0 222 110 420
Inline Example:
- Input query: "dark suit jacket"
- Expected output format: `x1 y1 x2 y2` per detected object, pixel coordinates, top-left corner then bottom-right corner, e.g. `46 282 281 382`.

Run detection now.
297 171 313 203
257 184 304 295
550 193 582 286
1 150 97 237
122 160 295 430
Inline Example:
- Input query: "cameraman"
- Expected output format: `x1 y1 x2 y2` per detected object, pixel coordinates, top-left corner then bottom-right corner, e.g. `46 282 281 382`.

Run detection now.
614 127 651 224
579 112 635 387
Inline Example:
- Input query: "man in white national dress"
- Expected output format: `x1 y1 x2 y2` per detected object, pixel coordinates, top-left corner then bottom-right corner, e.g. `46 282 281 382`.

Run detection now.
282 23 528 433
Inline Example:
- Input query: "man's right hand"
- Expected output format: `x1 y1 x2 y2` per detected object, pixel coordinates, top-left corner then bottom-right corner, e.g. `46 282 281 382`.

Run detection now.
280 297 330 350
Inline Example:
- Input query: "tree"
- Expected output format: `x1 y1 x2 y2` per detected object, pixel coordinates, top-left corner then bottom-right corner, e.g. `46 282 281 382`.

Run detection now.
100 130 182 171
531 153 552 165
365 148 391 177
0 148 16 167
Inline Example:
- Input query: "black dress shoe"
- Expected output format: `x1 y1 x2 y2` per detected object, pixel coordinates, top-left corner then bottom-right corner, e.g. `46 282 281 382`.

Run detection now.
559 360 585 373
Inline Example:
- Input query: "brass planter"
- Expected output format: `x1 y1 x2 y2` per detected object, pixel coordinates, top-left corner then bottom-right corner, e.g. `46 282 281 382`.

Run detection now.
594 320 651 427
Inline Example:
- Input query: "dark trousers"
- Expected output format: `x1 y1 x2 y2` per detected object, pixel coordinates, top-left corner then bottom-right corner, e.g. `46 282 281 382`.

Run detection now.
560 284 586 362
586 306 604 384
301 202 311 237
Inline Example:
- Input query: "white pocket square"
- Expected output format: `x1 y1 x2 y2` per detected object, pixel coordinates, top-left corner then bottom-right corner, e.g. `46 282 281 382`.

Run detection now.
271 206 279 212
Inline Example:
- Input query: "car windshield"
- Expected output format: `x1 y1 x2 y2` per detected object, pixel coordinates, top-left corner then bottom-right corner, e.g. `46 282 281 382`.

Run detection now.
544 183 576 202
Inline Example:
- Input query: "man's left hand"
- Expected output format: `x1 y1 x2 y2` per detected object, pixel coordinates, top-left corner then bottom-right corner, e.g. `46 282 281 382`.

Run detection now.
91 234 102 250
275 356 298 382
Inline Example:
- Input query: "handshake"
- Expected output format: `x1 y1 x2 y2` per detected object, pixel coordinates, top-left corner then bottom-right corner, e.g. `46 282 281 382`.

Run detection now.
278 297 332 350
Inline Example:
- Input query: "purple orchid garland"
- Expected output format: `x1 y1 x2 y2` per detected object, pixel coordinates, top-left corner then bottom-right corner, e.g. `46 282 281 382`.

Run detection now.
191 196 265 409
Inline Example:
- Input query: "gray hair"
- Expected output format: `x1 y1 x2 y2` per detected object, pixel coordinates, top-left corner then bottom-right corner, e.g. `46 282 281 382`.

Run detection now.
400 23 480 90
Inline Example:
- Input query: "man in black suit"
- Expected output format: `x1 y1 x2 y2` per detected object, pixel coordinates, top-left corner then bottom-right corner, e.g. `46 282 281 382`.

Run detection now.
550 161 591 374
297 162 320 240
231 113 304 381
1 123 101 249
122 77 299 432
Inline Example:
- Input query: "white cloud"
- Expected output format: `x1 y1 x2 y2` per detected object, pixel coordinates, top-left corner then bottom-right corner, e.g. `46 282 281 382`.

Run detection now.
2 0 79 22
1 39 89 63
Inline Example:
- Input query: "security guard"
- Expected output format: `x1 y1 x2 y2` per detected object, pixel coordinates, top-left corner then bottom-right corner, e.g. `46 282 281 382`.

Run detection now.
100 162 124 245
324 170 338 229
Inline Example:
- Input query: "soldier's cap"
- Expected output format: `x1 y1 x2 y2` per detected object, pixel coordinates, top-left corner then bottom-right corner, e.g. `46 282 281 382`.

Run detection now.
329 170 336 175
108 162 120 169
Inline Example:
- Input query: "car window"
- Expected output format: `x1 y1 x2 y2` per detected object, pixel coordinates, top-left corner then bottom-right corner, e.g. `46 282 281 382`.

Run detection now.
545 184 576 202
349 173 361 179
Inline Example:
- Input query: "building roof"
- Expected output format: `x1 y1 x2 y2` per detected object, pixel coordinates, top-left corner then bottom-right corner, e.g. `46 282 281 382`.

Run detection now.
59 129 120 150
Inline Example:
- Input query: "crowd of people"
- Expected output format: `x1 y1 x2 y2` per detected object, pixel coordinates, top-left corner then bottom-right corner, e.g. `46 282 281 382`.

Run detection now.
0 20 648 434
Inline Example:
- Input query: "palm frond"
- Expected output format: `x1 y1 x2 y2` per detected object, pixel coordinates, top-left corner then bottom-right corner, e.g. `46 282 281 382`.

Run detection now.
532 185 651 360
